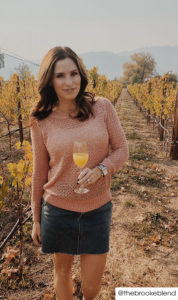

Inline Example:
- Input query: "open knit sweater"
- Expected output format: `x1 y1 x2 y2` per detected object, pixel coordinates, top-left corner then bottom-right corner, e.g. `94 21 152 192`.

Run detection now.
30 97 129 222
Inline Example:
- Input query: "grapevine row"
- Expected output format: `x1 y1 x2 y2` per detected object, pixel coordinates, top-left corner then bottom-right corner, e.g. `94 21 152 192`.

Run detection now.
127 74 178 158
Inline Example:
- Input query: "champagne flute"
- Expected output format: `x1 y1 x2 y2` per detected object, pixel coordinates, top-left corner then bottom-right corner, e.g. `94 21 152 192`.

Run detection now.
73 140 89 193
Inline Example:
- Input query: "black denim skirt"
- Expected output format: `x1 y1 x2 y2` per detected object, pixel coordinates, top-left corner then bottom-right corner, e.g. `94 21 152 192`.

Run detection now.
40 198 113 255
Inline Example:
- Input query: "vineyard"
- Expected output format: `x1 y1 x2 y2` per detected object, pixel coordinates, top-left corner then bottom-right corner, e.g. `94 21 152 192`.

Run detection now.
127 74 178 159
0 70 178 299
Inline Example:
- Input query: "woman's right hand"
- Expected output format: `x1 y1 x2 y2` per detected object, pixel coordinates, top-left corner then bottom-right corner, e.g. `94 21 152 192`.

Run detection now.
31 222 42 246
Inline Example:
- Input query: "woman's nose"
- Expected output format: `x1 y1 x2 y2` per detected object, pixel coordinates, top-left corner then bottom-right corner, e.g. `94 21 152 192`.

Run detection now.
65 75 73 85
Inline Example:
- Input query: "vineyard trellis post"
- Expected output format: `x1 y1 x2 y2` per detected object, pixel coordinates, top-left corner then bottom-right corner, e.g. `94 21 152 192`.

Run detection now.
158 99 165 141
16 75 24 146
170 91 178 159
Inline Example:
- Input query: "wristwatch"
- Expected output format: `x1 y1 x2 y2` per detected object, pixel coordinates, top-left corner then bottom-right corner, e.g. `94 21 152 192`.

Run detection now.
97 164 108 177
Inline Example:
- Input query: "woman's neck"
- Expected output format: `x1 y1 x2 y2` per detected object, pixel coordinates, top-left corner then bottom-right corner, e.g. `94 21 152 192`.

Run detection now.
55 100 77 113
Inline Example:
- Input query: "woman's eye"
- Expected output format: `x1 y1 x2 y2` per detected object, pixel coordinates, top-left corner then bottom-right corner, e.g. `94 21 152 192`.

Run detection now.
56 72 78 78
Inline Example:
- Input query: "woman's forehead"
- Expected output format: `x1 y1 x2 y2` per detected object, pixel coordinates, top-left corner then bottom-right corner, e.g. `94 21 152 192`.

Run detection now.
54 58 77 73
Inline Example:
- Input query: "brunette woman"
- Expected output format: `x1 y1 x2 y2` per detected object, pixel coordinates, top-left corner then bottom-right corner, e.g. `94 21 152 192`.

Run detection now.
29 46 129 300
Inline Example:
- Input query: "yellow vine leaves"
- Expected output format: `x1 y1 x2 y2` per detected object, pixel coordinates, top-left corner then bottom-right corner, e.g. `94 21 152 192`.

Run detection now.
7 141 32 189
127 74 178 119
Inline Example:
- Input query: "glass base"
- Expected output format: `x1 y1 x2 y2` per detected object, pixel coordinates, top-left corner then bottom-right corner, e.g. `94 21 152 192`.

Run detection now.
74 186 89 194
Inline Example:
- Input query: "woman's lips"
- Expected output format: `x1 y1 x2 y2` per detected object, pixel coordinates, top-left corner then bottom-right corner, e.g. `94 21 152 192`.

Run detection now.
63 88 76 92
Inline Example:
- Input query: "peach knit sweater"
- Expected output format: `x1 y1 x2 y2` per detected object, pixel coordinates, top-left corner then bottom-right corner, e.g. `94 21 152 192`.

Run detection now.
30 97 129 222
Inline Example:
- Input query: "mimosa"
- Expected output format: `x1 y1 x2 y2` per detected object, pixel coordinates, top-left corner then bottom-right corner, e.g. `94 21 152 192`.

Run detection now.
73 153 89 168
73 140 89 194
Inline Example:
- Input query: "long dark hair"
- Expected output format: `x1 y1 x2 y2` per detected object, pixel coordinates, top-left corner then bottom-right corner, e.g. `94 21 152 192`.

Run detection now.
28 46 95 127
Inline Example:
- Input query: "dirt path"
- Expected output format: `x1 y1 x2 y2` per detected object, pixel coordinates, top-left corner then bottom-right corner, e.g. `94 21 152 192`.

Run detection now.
107 89 178 295
2 89 178 299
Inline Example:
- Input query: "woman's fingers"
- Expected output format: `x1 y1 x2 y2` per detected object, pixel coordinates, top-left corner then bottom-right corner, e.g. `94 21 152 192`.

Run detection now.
33 234 41 246
31 225 42 246
78 169 92 185
78 168 90 180
78 167 101 185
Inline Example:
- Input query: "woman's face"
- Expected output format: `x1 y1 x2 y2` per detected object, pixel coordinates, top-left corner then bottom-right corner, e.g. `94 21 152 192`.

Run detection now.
51 57 81 103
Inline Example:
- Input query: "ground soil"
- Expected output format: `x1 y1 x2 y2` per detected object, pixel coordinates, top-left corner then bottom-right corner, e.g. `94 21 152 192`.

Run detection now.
0 88 178 299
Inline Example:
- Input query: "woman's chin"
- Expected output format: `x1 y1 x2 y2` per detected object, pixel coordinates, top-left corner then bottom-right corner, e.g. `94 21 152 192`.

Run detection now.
60 92 79 101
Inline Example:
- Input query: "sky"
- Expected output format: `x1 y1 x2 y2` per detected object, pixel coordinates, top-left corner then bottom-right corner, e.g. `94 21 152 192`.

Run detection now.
1 0 178 60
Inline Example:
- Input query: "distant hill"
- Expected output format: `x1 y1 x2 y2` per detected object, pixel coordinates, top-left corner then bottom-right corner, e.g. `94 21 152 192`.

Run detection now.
80 46 178 79
0 45 178 80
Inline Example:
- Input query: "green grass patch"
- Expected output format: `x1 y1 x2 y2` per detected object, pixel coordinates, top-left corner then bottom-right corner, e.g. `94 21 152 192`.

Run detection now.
111 174 129 191
129 144 154 162
132 173 163 188
127 132 141 140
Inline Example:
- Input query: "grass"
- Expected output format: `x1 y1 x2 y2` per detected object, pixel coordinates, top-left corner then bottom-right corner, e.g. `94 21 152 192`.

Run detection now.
126 131 141 140
129 144 155 162
111 174 129 191
132 173 163 187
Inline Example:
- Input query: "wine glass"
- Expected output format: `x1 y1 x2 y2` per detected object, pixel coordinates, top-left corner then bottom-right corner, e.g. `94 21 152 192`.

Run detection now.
73 140 89 194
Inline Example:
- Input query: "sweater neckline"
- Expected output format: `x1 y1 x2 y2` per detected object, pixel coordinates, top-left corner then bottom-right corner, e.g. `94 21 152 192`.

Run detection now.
51 109 79 120
51 98 99 121
48 99 99 125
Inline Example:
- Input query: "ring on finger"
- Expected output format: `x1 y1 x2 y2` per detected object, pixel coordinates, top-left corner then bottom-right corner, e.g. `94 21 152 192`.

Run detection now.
87 178 90 183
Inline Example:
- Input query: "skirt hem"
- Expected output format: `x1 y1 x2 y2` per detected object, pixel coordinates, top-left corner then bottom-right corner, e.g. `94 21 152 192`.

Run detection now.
40 249 110 255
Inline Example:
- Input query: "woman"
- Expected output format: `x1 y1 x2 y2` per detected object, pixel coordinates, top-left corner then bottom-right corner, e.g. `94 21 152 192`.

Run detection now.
29 46 129 300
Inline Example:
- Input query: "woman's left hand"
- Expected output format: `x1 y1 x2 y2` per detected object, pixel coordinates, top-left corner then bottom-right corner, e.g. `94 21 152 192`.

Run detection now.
78 167 102 186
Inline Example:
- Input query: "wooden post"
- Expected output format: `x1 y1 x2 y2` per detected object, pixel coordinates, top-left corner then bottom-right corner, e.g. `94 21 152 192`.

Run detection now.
170 92 178 159
16 75 23 146
159 113 165 141
158 100 165 141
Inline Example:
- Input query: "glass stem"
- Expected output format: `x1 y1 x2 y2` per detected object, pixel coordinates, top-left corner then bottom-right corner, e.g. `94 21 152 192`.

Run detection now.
78 168 83 190
79 183 85 191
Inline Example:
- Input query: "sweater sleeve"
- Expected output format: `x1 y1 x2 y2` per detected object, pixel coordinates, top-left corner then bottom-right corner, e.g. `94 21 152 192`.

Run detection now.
100 98 129 174
30 120 49 222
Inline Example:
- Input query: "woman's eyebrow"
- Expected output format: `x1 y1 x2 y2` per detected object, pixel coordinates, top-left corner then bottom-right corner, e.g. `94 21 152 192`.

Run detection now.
55 69 78 75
